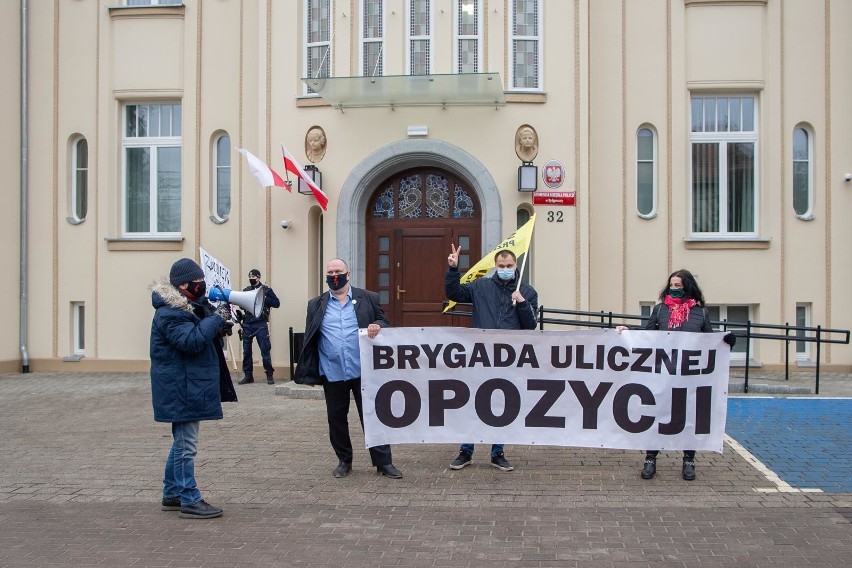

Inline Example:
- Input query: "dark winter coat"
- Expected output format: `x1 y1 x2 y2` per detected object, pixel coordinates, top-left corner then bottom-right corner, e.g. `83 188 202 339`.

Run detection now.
240 284 281 325
293 287 389 385
149 279 226 423
644 303 713 333
445 267 538 330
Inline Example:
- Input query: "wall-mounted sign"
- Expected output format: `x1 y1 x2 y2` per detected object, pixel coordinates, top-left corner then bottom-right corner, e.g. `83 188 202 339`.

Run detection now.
542 159 565 188
533 191 576 206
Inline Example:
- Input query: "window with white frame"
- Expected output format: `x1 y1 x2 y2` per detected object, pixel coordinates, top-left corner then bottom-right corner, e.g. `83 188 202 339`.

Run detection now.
509 0 541 90
305 0 332 94
706 304 750 358
690 95 757 236
408 0 431 75
362 0 384 77
125 0 182 5
71 136 88 222
793 125 814 219
72 302 85 356
795 303 811 361
636 127 657 218
456 0 481 73
213 133 231 221
123 103 182 235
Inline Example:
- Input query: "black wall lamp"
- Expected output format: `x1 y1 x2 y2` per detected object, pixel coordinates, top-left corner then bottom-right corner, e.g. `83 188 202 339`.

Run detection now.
518 162 538 192
298 164 322 195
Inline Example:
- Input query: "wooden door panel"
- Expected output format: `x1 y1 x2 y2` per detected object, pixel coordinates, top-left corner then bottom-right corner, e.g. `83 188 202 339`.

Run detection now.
397 228 452 326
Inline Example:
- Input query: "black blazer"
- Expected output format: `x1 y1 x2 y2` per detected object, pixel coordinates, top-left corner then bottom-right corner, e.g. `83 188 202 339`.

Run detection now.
293 287 389 385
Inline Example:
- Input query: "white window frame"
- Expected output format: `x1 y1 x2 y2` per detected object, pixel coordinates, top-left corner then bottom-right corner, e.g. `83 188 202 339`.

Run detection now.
360 0 384 77
706 304 751 363
636 126 657 219
508 0 542 91
795 303 811 362
690 94 759 238
69 135 88 224
124 0 182 5
72 302 85 356
454 0 482 74
122 102 182 237
792 124 814 220
407 0 432 76
304 0 333 95
211 132 231 223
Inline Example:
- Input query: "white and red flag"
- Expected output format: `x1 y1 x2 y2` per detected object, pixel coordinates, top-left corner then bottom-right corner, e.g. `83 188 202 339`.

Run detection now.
236 148 290 191
281 145 329 211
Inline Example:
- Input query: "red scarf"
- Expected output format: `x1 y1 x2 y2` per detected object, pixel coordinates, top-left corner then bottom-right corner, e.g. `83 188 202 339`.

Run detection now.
663 296 696 329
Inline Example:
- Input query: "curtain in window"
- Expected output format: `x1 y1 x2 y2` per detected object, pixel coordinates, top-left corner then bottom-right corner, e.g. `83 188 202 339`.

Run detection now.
157 147 181 233
692 143 718 232
126 147 150 232
727 142 754 232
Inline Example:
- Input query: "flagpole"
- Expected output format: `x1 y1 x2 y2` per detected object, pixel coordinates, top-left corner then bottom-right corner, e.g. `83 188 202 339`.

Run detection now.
513 214 535 305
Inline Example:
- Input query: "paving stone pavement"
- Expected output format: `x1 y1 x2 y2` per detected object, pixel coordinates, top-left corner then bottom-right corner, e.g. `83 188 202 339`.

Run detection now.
1 371 851 567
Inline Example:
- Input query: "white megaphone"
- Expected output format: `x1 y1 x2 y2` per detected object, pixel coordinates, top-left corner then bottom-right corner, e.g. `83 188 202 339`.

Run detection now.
208 286 265 318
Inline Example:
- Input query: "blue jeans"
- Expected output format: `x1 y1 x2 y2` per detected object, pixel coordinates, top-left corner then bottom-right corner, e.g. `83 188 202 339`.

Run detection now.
460 443 504 459
163 421 201 506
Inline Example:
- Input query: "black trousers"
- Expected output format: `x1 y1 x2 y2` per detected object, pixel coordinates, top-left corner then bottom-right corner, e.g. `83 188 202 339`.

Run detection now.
647 450 696 460
322 378 392 467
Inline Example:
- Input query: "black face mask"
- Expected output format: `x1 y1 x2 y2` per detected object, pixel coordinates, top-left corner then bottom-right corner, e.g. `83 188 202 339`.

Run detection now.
326 273 348 291
249 278 259 288
186 280 206 300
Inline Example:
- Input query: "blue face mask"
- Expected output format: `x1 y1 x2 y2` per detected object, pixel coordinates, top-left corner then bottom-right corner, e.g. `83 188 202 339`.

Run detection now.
496 268 516 281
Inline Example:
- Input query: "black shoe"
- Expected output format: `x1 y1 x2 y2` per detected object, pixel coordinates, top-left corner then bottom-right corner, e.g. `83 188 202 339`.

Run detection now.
266 377 275 385
333 461 352 478
161 496 181 511
377 464 403 479
682 460 696 481
179 499 223 519
237 377 254 385
449 452 472 470
641 458 656 479
490 453 514 472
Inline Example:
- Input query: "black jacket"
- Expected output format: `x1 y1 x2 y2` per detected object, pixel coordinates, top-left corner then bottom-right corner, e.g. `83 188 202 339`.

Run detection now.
445 267 538 330
644 303 713 333
240 285 280 325
293 287 390 385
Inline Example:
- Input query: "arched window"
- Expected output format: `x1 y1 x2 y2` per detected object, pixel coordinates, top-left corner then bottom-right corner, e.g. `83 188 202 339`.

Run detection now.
636 127 656 218
792 125 813 219
69 136 88 223
212 133 231 221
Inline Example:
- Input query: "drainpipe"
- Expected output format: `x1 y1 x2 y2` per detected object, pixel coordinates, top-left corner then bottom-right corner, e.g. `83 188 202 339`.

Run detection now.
19 0 29 373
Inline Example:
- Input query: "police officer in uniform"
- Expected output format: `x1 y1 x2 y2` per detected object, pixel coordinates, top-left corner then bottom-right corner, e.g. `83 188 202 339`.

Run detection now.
237 269 280 385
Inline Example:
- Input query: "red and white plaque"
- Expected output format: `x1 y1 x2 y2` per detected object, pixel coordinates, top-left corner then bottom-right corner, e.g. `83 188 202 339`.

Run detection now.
542 160 565 189
533 191 576 206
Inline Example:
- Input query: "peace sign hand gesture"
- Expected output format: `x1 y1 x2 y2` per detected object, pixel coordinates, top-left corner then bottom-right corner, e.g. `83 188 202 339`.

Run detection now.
448 244 460 268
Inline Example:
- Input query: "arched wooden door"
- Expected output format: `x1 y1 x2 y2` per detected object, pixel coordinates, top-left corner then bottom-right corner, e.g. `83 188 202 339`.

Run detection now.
366 168 481 327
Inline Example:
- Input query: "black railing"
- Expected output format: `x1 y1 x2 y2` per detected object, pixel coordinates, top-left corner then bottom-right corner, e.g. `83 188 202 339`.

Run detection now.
442 303 850 395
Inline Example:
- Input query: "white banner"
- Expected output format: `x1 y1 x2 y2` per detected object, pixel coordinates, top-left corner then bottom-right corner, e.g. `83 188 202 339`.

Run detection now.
360 327 730 453
199 247 231 290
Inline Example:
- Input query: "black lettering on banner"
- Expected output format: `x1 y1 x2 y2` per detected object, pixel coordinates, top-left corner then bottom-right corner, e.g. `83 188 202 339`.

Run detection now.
681 350 701 376
420 343 443 368
374 380 420 428
551 345 573 368
517 344 540 368
695 385 712 434
428 380 470 426
373 345 395 370
595 345 605 370
630 348 653 373
606 346 629 371
576 345 594 369
657 387 686 435
701 349 716 375
469 343 491 367
443 343 466 368
525 379 566 428
398 345 421 369
612 383 655 433
494 343 515 367
655 349 678 375
474 379 521 427
568 381 613 429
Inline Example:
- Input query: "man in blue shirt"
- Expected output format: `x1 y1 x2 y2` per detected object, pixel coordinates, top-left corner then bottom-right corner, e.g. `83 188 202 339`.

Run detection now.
294 258 403 479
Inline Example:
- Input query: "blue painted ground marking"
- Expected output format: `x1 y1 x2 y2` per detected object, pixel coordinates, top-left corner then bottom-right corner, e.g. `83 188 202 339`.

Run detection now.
726 398 852 493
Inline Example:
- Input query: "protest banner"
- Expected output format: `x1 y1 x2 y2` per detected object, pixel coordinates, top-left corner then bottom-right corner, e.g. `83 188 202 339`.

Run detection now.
360 327 730 452
199 247 232 290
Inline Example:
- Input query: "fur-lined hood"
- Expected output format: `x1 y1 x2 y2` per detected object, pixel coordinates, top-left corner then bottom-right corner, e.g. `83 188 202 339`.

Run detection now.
149 278 194 313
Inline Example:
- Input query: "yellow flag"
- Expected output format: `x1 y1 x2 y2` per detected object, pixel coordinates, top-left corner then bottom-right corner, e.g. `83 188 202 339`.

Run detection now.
444 213 537 312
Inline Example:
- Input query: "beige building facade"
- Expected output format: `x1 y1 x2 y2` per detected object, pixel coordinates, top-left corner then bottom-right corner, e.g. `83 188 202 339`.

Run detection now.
2 0 851 374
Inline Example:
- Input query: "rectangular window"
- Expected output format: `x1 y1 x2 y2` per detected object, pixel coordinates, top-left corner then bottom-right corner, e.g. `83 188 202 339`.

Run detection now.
509 0 541 90
408 0 431 75
691 95 757 236
456 0 481 73
707 304 750 360
306 0 332 94
362 0 384 77
72 302 85 356
795 303 810 360
123 103 182 235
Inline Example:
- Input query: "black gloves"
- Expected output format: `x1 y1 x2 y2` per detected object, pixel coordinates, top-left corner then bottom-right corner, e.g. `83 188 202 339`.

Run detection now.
222 321 234 337
723 332 737 348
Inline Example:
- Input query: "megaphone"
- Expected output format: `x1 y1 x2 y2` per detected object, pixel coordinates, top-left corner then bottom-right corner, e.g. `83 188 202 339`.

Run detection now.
208 286 266 318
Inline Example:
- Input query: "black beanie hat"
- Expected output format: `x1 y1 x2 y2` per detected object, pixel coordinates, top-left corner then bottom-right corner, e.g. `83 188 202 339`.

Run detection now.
169 258 205 287
249 268 261 278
